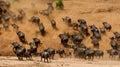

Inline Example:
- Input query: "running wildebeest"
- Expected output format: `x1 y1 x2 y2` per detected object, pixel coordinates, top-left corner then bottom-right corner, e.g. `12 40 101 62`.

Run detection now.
11 23 19 31
78 19 89 36
84 48 95 61
72 23 78 30
89 24 99 33
16 31 27 43
7 10 17 21
78 19 86 24
3 15 10 23
50 19 56 28
117 50 120 59
29 42 37 55
94 50 104 58
73 46 86 58
107 49 118 58
18 9 25 16
24 49 32 60
62 16 71 26
70 34 83 45
40 51 50 63
16 9 25 22
45 48 55 59
59 33 69 47
90 24 101 40
33 38 40 47
102 22 111 30
113 32 120 40
40 9 49 16
29 16 40 25
47 2 54 13
93 31 101 40
56 49 66 58
110 37 118 50
3 22 9 31
17 14 23 22
99 27 106 34
39 23 46 36
11 42 26 60
91 36 100 48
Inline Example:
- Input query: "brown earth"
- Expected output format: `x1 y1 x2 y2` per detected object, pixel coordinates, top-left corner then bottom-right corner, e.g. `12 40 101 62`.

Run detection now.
0 0 120 67
0 56 120 67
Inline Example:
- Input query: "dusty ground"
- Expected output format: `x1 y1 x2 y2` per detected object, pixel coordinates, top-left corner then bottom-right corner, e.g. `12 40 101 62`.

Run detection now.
0 56 120 67
0 0 120 67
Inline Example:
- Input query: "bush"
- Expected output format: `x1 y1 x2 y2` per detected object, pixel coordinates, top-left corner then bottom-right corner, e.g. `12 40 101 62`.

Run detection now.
56 0 64 9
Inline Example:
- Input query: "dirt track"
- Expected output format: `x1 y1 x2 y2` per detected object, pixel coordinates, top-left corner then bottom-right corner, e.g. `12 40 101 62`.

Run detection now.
0 56 120 67
0 0 120 67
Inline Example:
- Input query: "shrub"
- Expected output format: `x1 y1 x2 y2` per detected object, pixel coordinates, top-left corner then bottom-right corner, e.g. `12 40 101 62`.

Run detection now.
56 0 64 9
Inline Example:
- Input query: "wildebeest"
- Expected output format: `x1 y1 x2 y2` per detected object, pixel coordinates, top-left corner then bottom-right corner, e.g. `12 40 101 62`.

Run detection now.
117 50 120 59
62 16 71 26
56 49 66 58
72 45 86 58
11 42 26 60
70 34 83 45
11 42 20 49
33 38 40 47
50 19 56 28
39 23 46 36
45 48 55 59
7 10 17 21
40 51 50 63
16 31 27 43
72 23 78 30
102 22 111 30
59 33 69 47
113 32 120 40
16 9 25 22
99 27 106 34
110 37 118 50
90 24 101 40
24 49 32 60
11 23 19 31
29 42 37 55
84 48 95 60
89 24 99 33
92 31 101 40
78 19 86 24
94 50 104 58
3 15 10 23
29 16 40 25
78 19 89 36
47 2 54 13
107 49 118 58
18 9 25 16
91 36 100 48
17 14 23 22
39 9 49 16
3 22 9 31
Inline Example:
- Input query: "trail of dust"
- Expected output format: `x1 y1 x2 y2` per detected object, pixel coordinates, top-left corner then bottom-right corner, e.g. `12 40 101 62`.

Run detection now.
0 56 120 67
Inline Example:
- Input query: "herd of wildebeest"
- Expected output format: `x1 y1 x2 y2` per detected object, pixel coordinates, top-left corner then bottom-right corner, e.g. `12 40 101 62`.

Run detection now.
0 0 120 63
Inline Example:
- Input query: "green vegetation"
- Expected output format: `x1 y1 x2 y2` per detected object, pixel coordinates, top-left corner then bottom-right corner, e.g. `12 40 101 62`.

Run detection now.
13 0 19 2
56 0 64 9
